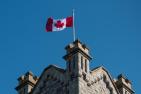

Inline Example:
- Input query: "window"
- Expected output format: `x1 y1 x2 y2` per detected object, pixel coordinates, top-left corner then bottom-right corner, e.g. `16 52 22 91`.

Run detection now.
68 60 71 72
73 56 75 69
81 56 83 69
85 59 87 72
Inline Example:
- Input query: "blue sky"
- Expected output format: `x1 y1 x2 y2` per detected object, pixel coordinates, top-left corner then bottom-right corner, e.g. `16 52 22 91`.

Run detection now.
0 0 141 94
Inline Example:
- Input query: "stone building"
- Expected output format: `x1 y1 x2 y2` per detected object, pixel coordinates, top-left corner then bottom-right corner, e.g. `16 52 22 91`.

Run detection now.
16 40 134 94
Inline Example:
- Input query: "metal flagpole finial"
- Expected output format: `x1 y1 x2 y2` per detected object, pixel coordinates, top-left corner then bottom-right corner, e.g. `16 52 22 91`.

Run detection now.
72 9 76 42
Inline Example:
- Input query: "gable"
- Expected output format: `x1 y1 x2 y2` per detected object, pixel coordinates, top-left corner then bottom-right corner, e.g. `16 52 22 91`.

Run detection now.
30 65 66 94
29 65 120 94
89 66 120 94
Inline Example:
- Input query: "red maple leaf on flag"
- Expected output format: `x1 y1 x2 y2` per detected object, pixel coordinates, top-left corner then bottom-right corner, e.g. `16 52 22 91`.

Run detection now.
55 20 64 28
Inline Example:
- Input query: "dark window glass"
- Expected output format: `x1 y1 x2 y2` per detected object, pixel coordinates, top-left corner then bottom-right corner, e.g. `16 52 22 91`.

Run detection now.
81 56 83 69
85 59 87 72
68 60 71 72
73 56 75 69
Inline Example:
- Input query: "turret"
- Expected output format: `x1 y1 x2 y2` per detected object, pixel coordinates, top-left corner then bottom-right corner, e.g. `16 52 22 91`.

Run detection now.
63 39 92 78
115 74 134 94
15 71 38 94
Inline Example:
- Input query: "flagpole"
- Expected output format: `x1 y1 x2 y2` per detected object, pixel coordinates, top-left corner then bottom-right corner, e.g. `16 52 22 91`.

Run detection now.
72 9 76 41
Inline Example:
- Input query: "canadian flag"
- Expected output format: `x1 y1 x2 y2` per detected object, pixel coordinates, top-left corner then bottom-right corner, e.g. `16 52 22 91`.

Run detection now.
46 16 73 32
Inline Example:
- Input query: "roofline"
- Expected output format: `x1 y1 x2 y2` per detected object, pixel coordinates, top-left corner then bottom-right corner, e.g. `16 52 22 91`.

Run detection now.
90 66 120 94
29 64 65 94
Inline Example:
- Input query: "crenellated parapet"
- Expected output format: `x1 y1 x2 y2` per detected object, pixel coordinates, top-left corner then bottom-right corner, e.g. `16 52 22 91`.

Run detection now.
16 71 38 94
114 74 134 94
